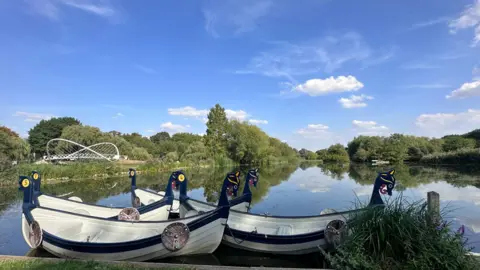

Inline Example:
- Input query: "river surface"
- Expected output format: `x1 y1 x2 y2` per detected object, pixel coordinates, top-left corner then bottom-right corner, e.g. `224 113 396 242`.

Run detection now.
1 162 480 267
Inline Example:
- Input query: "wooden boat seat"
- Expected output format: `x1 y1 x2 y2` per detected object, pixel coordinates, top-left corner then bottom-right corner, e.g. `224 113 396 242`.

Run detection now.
275 225 294 235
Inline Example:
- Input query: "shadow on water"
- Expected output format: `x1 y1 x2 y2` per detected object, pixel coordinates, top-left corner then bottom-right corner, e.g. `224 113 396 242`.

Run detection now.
2 162 480 267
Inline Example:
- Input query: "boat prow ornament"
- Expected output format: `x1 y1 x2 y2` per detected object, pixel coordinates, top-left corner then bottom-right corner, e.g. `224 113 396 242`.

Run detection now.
118 207 140 221
27 221 43 249
68 196 83 202
132 196 141 208
161 222 190 251
325 219 347 249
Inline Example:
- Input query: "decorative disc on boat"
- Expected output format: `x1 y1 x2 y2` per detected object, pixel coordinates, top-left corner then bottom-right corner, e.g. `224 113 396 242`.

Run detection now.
68 196 83 202
118 207 140 221
28 221 42 249
325 219 347 249
132 196 141 208
161 222 189 251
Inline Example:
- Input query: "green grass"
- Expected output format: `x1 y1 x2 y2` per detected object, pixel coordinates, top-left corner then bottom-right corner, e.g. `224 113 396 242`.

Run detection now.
321 195 479 270
0 258 191 270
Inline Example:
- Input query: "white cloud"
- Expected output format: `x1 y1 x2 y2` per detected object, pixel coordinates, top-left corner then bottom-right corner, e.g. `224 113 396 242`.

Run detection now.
27 0 119 22
168 106 209 118
446 80 480 99
415 109 480 136
338 94 373 108
248 119 268 125
296 124 329 138
352 120 389 136
293 76 364 97
410 16 451 30
203 0 273 38
145 129 156 133
160 122 190 134
401 63 440 70
13 111 55 122
225 109 249 121
133 64 156 74
449 0 480 46
237 32 392 84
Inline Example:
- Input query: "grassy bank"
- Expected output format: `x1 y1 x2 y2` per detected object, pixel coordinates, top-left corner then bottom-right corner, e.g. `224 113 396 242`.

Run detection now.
419 148 480 165
322 196 478 270
0 258 191 270
0 160 220 186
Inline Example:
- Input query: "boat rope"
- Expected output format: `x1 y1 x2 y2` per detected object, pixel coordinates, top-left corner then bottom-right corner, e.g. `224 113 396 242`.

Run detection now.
57 191 74 197
223 224 258 245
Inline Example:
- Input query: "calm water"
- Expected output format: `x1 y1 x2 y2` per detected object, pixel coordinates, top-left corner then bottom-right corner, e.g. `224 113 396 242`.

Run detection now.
1 163 480 267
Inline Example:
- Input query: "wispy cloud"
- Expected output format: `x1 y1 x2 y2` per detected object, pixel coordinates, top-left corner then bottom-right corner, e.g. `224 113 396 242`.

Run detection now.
26 0 121 22
415 109 480 137
402 84 452 89
296 124 330 138
133 64 156 74
352 120 389 136
248 119 268 125
203 0 273 38
13 111 55 122
449 0 480 46
338 94 373 109
401 63 441 70
293 76 364 97
112 112 124 119
410 16 451 30
236 32 393 85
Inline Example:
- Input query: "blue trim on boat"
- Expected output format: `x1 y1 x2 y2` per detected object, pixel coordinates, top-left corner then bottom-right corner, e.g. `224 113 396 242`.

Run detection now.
225 227 325 245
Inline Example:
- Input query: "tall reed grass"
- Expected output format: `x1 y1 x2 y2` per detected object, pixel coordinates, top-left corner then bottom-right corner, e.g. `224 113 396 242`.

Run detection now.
322 195 478 270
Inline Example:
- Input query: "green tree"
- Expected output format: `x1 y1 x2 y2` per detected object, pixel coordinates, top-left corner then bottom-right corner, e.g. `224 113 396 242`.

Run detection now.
442 136 476 152
205 104 229 157
316 149 328 160
122 133 156 154
150 132 170 144
28 117 81 154
226 121 270 164
306 151 317 160
0 126 30 168
325 144 350 163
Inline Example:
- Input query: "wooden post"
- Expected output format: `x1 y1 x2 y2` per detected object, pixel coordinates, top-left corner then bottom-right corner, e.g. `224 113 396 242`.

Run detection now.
427 191 440 226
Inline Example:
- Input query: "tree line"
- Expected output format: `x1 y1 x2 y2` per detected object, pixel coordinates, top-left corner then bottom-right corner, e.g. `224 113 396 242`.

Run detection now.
0 104 298 168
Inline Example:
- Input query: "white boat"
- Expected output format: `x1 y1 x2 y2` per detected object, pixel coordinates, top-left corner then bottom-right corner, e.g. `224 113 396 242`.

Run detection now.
19 171 238 261
29 169 173 221
134 169 258 214
135 168 398 255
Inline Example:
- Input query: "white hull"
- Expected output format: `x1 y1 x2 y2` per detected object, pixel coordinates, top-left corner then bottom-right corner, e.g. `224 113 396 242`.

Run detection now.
22 208 226 261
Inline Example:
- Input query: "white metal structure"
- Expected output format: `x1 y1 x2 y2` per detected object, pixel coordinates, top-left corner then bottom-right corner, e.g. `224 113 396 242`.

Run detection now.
46 139 120 161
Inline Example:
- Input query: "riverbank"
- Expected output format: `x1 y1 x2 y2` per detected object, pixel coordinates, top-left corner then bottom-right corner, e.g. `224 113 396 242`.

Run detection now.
0 256 323 270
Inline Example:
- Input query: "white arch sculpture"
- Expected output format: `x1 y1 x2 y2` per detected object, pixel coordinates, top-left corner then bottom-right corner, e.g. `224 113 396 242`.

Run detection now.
46 138 120 162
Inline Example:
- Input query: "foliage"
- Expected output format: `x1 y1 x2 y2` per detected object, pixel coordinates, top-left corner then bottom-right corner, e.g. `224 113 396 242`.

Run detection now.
442 136 476 152
28 117 81 154
205 103 229 157
0 126 30 170
322 196 478 270
420 148 480 165
149 131 170 144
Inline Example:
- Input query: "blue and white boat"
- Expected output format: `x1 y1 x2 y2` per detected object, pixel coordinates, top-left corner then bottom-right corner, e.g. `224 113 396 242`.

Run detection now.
134 169 259 214
19 171 238 261
28 169 173 221
134 169 397 255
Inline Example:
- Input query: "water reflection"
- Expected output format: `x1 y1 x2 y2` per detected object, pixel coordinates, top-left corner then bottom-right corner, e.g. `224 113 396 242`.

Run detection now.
0 162 479 259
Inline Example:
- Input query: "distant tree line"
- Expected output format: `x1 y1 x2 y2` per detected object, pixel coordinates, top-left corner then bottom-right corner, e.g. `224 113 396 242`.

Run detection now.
0 104 298 167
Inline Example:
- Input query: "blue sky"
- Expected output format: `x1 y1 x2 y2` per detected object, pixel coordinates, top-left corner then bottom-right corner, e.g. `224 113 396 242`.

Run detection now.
1 0 480 150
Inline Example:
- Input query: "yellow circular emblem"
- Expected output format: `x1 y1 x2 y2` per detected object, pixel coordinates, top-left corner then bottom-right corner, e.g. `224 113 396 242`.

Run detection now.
178 174 185 182
130 170 135 177
21 179 30 188
33 173 39 180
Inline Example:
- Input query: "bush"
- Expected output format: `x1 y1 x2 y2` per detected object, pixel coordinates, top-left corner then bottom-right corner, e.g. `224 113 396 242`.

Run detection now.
322 196 477 270
420 148 480 165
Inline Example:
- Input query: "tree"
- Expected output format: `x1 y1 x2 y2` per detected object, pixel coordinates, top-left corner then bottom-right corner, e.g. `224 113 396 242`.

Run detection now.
316 149 328 160
325 144 350 163
226 121 270 164
0 126 30 169
205 104 229 157
299 148 309 159
150 132 170 144
306 151 317 160
28 117 81 155
442 136 476 152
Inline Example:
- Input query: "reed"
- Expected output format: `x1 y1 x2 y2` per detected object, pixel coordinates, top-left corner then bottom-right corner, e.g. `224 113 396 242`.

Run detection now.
322 195 478 270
